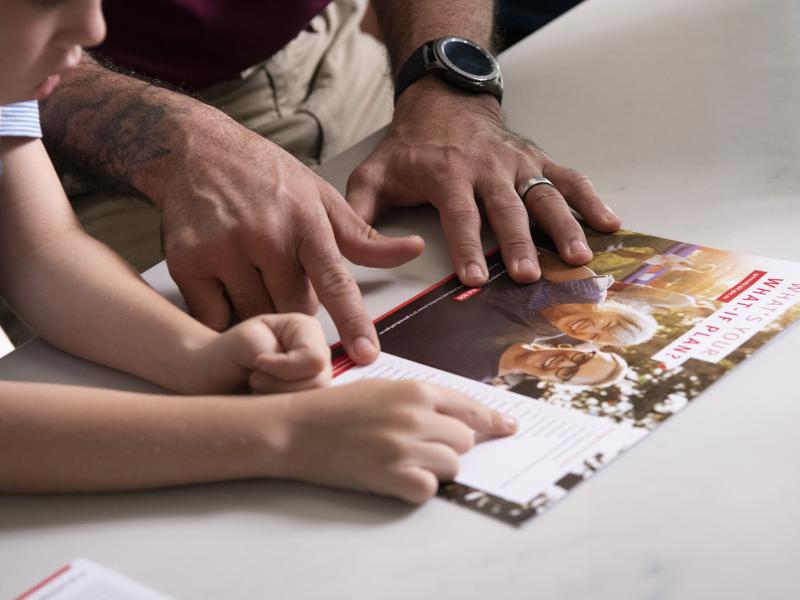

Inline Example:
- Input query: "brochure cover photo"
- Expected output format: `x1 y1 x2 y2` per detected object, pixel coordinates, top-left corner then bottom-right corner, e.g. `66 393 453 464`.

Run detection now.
332 226 800 524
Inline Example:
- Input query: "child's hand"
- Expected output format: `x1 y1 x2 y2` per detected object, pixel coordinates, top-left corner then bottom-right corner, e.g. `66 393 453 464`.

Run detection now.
266 379 518 504
244 313 331 393
194 313 331 394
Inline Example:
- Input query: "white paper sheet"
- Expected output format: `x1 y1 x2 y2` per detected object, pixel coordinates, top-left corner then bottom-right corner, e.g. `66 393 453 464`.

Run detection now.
16 558 173 600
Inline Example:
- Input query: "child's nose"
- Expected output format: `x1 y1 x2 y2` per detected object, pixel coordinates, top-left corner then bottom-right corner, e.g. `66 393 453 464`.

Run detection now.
66 0 107 49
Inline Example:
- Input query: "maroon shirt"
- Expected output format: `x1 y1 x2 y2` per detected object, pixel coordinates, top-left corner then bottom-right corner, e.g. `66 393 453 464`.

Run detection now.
96 0 332 90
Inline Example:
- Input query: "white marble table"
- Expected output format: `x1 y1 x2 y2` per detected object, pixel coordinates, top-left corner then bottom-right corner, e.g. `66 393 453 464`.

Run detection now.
2 0 800 597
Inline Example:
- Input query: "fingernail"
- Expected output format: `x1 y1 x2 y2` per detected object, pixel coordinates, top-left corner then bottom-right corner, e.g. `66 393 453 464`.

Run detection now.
465 262 484 281
501 415 518 433
352 336 377 362
516 256 538 277
570 240 590 257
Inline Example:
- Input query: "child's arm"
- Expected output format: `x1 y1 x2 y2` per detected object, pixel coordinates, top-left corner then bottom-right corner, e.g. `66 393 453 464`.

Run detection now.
0 378 515 503
0 138 328 394
0 381 279 491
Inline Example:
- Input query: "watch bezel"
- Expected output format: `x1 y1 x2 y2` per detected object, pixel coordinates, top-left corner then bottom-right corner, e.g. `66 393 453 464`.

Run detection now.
432 36 500 83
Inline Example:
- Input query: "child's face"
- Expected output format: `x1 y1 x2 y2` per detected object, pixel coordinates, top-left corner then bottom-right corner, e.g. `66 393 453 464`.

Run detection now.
0 0 105 104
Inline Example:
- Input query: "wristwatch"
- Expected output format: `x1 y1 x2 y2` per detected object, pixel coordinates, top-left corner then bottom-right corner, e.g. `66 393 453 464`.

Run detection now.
394 36 504 104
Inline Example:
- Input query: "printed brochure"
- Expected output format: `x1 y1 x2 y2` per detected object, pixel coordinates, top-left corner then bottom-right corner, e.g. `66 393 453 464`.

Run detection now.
333 227 800 524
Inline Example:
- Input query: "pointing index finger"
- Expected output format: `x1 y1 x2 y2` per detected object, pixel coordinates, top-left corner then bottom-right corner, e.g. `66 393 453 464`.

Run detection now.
298 224 379 365
434 389 517 437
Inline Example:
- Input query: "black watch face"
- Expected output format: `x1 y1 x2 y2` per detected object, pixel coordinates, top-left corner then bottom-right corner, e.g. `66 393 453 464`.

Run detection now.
438 38 497 81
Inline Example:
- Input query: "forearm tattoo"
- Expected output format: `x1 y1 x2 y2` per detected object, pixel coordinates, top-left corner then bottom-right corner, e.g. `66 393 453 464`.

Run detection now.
39 57 181 196
94 100 170 182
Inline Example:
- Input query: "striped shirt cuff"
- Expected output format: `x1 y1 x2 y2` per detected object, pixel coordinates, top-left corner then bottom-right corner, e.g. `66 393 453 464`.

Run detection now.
0 101 42 138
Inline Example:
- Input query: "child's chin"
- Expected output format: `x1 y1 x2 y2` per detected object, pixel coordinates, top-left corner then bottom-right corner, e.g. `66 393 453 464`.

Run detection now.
30 74 62 100
1 88 37 105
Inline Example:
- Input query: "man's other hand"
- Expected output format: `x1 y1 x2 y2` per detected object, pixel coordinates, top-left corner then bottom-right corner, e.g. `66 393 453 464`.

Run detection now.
346 78 621 286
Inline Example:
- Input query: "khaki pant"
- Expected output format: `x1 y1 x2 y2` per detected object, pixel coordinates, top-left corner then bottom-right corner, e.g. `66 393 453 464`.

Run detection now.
0 0 394 345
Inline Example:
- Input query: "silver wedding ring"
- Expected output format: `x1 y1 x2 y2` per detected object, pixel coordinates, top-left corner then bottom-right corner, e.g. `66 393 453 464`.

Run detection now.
517 176 554 199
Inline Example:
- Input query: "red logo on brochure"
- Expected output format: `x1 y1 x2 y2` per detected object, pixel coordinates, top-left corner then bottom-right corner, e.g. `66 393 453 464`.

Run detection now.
716 270 767 302
454 288 481 302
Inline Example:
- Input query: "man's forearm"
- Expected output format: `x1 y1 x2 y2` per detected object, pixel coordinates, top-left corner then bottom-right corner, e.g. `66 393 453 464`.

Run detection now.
39 55 225 206
372 0 496 76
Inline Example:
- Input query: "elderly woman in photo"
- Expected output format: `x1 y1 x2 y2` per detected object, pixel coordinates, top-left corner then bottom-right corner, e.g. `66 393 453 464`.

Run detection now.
534 300 657 346
489 250 658 347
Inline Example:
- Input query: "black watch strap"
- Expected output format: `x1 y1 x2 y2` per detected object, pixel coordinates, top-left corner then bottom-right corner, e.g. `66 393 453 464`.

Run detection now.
394 41 433 104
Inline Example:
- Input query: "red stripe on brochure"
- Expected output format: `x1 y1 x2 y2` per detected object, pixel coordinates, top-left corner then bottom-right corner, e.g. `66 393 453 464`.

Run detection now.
15 564 72 600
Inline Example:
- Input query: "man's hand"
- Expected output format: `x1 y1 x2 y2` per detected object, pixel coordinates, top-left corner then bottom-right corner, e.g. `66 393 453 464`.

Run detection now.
346 78 622 286
156 114 424 364
39 57 423 365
